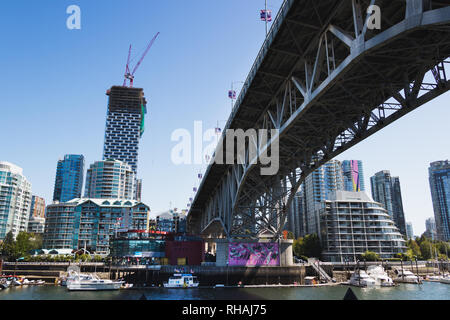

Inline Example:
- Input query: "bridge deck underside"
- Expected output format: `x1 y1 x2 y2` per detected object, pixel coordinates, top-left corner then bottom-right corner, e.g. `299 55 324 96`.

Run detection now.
188 0 450 238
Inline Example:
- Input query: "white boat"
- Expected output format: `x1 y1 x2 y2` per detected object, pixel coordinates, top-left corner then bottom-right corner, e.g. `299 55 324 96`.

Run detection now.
163 274 199 288
366 265 395 287
66 272 123 291
349 270 377 287
394 269 421 284
440 274 450 284
0 278 9 290
426 274 442 281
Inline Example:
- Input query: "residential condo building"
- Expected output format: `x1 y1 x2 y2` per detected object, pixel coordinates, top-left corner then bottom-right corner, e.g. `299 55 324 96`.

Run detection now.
303 160 344 235
0 162 32 239
428 160 450 241
319 191 406 262
27 216 45 234
425 217 437 240
370 170 407 236
288 190 307 239
103 86 147 176
29 195 46 218
406 222 414 240
342 160 365 192
53 155 84 203
84 160 135 200
43 198 150 254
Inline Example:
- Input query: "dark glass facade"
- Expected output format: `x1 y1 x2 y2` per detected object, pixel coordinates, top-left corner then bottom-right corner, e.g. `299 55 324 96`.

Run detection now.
110 238 165 258
429 161 450 241
53 155 84 203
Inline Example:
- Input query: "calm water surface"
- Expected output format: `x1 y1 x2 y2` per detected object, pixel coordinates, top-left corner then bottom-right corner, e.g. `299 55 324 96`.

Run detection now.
0 282 448 300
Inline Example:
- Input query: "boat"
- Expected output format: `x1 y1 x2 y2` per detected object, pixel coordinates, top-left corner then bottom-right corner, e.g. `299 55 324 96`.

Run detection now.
0 278 9 290
348 270 377 287
66 271 123 291
426 274 442 281
6 277 22 286
366 265 395 287
394 269 422 284
439 274 450 284
163 274 199 288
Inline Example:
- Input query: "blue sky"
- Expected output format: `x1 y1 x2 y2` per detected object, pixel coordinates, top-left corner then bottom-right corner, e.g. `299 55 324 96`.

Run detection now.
0 1 448 235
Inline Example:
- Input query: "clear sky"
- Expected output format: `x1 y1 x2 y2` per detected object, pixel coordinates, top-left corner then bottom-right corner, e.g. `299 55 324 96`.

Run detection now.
0 1 448 235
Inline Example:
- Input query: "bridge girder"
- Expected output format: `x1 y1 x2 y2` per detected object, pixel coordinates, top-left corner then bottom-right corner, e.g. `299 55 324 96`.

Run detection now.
187 0 450 240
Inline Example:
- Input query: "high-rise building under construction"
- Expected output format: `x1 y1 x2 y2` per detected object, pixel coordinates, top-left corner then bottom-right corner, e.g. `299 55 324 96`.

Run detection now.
103 86 147 177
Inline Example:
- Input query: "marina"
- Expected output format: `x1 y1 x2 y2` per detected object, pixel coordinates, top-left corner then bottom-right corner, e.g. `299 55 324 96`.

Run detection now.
0 281 448 300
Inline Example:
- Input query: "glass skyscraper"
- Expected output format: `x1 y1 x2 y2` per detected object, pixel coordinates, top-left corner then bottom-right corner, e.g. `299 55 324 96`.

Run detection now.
0 162 32 239
428 160 450 241
405 222 414 240
288 189 306 239
53 154 84 203
425 217 437 240
342 160 365 192
370 170 407 236
303 160 344 235
103 86 147 176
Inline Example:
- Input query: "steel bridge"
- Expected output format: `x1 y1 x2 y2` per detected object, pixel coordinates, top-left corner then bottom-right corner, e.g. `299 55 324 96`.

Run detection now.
187 0 450 240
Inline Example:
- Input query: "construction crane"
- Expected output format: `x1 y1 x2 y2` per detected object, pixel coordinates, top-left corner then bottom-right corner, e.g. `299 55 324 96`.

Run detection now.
123 32 160 87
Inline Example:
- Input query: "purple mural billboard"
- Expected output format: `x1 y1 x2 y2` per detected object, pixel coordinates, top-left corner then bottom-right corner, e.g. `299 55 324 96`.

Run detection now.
228 242 279 266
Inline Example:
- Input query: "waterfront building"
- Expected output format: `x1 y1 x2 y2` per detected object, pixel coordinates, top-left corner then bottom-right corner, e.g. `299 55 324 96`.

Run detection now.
319 191 406 262
43 198 150 254
303 159 344 235
370 171 407 236
27 216 45 234
424 217 437 240
29 195 46 218
84 160 135 200
406 222 414 240
342 160 365 192
0 162 32 240
103 86 147 176
156 210 187 233
110 231 204 265
428 160 450 241
53 155 84 203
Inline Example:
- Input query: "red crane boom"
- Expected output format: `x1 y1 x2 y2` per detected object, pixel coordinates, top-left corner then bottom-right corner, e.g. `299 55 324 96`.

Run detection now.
123 32 160 87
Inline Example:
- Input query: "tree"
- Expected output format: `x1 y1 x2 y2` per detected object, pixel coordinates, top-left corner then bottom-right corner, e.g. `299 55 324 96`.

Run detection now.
419 240 432 260
407 239 421 257
361 251 379 261
293 234 322 259
15 232 33 258
29 233 43 251
1 231 17 260
436 241 450 257
293 237 304 258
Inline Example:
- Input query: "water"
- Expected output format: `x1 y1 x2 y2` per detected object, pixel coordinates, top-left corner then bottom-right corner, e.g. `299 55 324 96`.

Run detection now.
0 282 448 300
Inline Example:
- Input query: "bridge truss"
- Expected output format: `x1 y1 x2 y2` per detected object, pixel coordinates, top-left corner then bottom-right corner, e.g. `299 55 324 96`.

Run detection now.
187 0 450 240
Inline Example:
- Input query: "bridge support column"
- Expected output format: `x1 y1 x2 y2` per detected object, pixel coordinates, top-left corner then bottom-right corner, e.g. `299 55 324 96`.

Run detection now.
215 239 229 267
279 239 294 267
